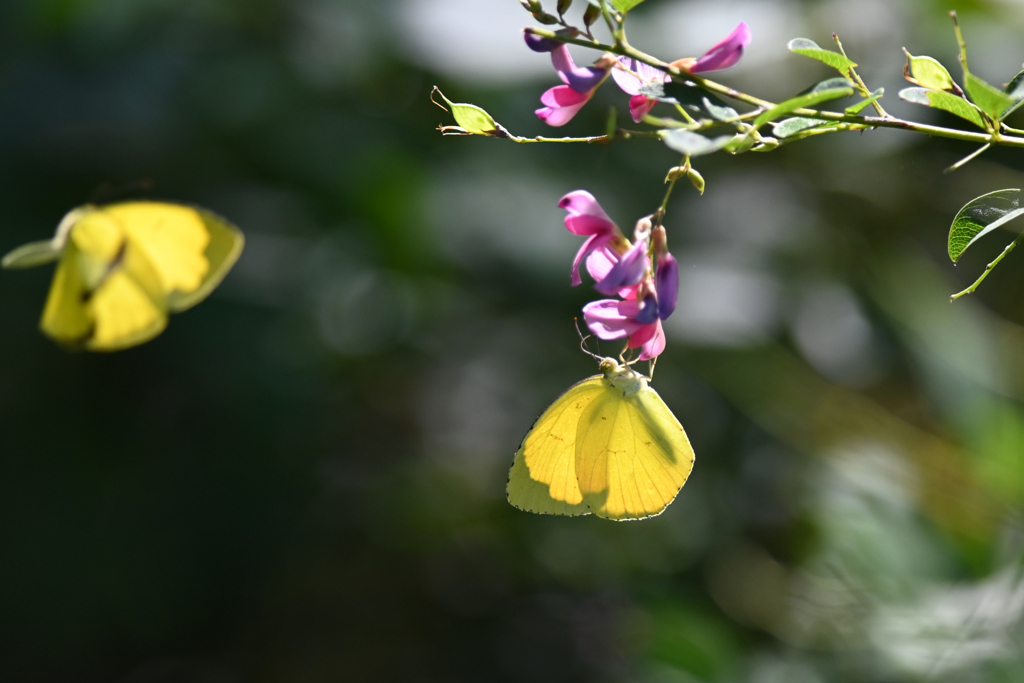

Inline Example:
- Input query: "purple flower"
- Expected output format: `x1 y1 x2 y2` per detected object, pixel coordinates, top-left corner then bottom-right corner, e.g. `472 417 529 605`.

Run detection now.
611 57 669 122
560 191 629 286
535 47 611 127
594 238 648 295
655 252 678 320
583 288 666 360
673 22 752 74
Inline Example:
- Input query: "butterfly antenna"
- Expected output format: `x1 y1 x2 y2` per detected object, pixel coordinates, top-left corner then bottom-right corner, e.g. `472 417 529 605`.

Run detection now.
647 357 657 381
575 318 603 361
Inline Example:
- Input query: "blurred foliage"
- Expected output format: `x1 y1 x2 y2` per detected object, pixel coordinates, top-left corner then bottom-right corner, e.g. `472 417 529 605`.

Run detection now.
3 0 1024 681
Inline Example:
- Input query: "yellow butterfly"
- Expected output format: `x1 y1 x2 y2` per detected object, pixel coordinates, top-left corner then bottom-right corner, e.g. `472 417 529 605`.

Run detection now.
2 201 244 351
507 357 695 520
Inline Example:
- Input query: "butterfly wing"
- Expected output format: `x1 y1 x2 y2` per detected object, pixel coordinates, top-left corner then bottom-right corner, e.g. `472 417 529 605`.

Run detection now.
104 202 243 312
575 382 694 520
40 206 169 350
507 376 606 516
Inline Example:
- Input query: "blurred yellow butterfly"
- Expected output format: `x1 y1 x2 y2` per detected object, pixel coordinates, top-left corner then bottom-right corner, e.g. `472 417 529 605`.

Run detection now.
2 201 244 351
507 357 694 521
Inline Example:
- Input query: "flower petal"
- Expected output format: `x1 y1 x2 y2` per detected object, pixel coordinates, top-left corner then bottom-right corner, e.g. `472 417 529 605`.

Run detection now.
524 32 560 52
691 22 752 73
655 253 678 320
632 319 666 360
551 45 607 93
571 233 611 286
585 244 617 282
634 293 659 325
594 239 647 295
628 94 657 123
583 299 642 340
611 61 644 95
536 85 592 126
559 190 611 220
565 213 615 236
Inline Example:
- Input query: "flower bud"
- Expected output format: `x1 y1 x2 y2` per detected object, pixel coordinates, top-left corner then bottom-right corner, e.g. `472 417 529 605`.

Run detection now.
557 0 573 14
686 167 705 195
582 3 601 27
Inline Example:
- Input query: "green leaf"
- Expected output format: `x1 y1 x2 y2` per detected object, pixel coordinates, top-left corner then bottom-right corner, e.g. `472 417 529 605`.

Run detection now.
662 130 732 157
898 87 985 128
432 87 507 137
845 87 884 114
752 79 854 129
773 117 826 138
611 0 646 11
787 38 857 75
948 189 1024 262
1002 70 1024 119
902 49 957 91
1 240 61 269
965 72 1015 121
701 97 737 122
638 81 730 115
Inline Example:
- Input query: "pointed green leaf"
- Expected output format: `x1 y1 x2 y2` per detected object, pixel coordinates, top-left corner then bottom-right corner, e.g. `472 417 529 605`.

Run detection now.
948 189 1024 262
662 130 732 157
611 0 645 11
701 97 737 122
965 73 1015 121
899 87 985 128
432 87 507 137
1 239 61 269
902 49 957 91
773 117 826 138
787 38 857 75
845 87 884 114
752 79 854 129
1002 70 1024 119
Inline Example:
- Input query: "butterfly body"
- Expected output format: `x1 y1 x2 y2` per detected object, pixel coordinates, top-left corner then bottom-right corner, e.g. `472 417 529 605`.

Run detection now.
507 358 694 521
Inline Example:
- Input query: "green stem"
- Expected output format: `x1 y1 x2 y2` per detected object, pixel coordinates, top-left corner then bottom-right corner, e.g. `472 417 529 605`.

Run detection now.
654 156 685 227
833 33 888 117
950 232 1024 301
505 128 664 144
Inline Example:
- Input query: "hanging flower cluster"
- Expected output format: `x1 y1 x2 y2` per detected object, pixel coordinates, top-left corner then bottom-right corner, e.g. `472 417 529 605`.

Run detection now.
526 22 752 126
559 191 677 360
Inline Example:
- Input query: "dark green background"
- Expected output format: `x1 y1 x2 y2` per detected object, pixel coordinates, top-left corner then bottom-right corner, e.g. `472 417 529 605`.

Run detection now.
3 0 1024 681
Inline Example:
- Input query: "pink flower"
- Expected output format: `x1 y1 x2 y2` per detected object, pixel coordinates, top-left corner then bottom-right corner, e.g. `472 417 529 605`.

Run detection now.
583 286 666 360
673 22 752 74
559 190 628 286
536 46 611 127
611 57 669 123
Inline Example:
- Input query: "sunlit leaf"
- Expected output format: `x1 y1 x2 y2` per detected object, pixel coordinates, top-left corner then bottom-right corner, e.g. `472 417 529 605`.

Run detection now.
845 88 884 114
948 188 1024 262
611 0 645 11
902 50 957 91
899 87 985 128
432 87 507 137
662 130 732 156
787 38 857 76
752 79 854 129
965 73 1015 121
